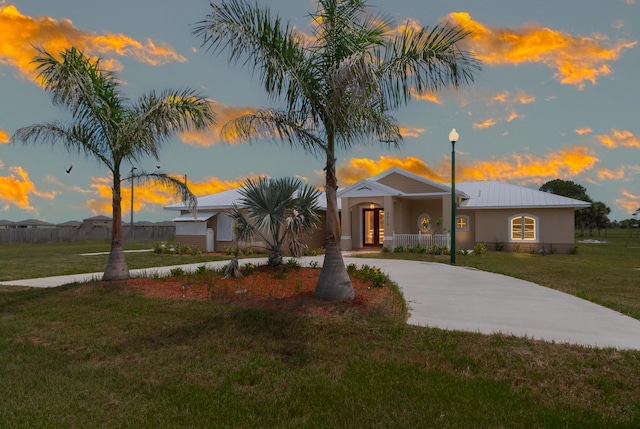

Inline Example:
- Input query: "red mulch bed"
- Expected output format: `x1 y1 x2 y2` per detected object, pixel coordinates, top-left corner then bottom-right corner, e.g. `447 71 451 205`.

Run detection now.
122 265 405 319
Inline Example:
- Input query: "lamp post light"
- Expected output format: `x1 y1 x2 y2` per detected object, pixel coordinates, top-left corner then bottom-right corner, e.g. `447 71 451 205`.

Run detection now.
130 166 137 239
449 128 459 264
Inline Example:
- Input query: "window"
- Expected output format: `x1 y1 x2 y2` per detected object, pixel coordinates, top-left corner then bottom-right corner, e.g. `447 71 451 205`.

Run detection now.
417 214 431 232
510 215 537 241
456 215 469 231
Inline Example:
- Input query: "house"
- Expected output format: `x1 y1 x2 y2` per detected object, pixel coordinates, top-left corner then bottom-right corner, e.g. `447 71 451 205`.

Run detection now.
165 167 589 254
338 168 591 253
164 189 332 252
15 219 56 229
0 219 16 229
81 215 112 228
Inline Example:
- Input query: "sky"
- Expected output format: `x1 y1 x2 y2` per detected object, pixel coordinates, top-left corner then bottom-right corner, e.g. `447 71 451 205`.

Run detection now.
1 0 639 224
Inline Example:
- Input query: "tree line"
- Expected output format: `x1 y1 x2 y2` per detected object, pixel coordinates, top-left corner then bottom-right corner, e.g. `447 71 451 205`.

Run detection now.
539 179 637 237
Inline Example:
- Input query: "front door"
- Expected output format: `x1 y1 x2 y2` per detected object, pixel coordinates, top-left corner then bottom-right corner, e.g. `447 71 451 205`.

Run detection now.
363 208 384 246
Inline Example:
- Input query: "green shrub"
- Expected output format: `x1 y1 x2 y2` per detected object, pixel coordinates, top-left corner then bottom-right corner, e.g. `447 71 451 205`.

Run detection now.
393 245 405 253
494 241 505 251
170 267 185 277
473 242 487 256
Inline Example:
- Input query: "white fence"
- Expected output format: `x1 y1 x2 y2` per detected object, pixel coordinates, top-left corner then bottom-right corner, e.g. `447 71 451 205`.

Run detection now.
391 233 450 250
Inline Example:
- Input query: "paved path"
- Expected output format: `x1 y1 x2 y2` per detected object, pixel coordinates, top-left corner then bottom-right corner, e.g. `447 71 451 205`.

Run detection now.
2 257 639 350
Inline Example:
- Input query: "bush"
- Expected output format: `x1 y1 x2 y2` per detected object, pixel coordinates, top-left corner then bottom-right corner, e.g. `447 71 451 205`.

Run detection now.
494 241 505 252
170 267 185 277
473 242 487 256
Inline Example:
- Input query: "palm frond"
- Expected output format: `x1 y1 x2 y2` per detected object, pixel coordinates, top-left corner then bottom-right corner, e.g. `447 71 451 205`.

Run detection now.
380 23 481 107
222 108 327 156
136 172 198 215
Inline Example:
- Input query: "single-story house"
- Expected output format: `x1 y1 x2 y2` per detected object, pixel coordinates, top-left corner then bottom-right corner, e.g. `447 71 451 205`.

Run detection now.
15 219 56 229
82 215 112 228
338 168 591 253
164 167 590 254
164 189 332 252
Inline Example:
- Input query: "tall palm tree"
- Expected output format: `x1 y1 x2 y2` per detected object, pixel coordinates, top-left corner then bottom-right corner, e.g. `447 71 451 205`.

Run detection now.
230 177 321 266
194 0 480 300
12 47 216 281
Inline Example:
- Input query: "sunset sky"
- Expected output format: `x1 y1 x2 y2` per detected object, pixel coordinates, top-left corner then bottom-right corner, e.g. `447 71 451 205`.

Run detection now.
1 0 639 223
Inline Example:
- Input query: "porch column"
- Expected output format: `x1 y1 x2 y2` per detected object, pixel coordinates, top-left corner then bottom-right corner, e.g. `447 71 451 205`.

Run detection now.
340 197 352 250
383 196 394 249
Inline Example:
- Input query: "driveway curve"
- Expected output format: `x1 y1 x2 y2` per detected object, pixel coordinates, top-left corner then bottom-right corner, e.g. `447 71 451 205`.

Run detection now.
2 256 639 350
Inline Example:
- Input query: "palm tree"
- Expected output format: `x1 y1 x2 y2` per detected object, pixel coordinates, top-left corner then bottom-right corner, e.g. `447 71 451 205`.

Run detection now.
194 0 480 300
12 47 216 281
230 177 321 266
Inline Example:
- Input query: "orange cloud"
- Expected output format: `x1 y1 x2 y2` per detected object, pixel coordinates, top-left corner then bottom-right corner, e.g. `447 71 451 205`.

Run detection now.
0 129 9 143
179 101 257 146
448 11 637 89
0 5 185 83
409 89 442 104
575 127 592 135
459 146 599 183
615 189 640 214
597 129 640 148
517 92 536 104
0 165 56 211
337 156 443 185
473 118 496 130
506 112 520 122
85 174 260 214
399 126 425 138
338 146 598 185
597 167 626 181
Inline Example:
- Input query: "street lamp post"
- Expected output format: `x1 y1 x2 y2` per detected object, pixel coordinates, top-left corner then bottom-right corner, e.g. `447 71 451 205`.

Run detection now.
449 128 459 264
130 166 137 239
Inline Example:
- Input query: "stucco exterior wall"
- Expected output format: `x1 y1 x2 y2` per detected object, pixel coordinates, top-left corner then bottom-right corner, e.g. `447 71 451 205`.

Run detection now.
473 208 577 252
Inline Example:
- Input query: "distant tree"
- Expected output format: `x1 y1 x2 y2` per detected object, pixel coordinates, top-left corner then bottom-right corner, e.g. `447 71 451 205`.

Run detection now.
12 47 216 280
229 177 321 267
194 0 480 300
539 179 592 235
590 201 611 237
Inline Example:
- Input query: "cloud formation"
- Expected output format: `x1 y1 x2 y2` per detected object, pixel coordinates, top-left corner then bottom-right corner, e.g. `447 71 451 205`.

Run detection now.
0 5 185 83
337 146 599 185
473 118 497 130
0 129 9 143
597 129 640 148
0 166 56 211
179 101 258 146
85 174 260 215
449 12 637 89
615 189 640 214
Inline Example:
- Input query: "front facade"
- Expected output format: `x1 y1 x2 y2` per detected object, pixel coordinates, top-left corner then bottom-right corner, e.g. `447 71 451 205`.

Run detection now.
338 168 590 253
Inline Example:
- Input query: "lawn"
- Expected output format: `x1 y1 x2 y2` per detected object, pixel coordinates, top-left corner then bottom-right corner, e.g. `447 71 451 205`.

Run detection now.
0 231 639 427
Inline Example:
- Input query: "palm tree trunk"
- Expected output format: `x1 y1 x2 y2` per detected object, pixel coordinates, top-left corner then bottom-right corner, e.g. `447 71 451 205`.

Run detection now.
314 156 354 301
102 178 130 281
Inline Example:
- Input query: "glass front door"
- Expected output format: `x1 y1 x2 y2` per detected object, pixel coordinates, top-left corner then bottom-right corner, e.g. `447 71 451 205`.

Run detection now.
363 208 384 246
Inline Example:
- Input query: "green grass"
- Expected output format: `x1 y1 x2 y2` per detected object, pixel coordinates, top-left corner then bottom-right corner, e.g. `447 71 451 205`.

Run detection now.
1 283 639 428
364 229 640 320
0 240 236 281
1 231 640 427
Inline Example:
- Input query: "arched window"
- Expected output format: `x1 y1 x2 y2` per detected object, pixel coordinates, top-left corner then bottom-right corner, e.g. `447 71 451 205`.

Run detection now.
510 214 537 241
456 215 469 231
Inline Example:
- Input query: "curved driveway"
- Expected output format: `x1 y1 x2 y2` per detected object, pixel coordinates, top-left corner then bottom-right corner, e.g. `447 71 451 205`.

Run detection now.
2 256 639 350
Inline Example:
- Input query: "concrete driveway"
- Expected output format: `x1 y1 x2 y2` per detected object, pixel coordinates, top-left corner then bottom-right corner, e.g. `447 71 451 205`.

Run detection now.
2 256 639 350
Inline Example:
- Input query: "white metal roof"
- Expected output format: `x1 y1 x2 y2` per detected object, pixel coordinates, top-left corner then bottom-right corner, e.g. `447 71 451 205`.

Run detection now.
172 212 217 222
457 181 591 209
164 188 336 211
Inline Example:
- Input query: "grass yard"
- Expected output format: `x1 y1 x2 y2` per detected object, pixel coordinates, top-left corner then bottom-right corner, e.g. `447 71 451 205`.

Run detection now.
0 240 235 281
0 231 639 427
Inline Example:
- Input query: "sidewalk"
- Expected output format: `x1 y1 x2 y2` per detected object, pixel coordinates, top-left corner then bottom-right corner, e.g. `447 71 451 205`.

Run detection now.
2 256 640 350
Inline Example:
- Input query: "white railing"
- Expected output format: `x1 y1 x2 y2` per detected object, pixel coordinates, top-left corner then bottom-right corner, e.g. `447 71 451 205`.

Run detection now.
391 232 450 250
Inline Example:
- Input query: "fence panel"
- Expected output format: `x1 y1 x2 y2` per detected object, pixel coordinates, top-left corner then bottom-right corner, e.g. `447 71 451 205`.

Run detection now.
392 233 450 250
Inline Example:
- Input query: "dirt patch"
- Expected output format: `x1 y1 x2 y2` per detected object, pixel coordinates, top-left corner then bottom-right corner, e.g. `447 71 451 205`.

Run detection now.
122 266 405 320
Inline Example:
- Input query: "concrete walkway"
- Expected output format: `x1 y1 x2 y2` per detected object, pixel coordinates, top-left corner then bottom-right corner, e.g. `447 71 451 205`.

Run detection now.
2 256 639 350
